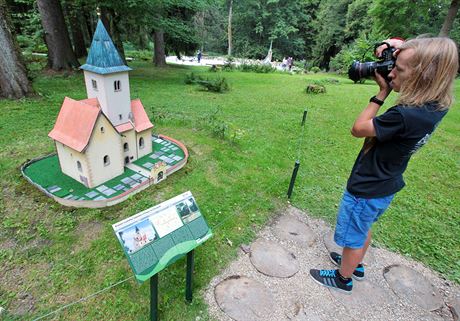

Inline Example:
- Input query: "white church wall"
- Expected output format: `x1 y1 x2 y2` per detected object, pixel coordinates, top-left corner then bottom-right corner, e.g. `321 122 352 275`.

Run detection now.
137 129 153 159
121 129 137 163
83 70 131 127
86 115 124 187
55 142 91 187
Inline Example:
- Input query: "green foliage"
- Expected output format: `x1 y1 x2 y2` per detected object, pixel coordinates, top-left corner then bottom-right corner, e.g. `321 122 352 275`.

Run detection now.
370 0 453 39
231 0 320 60
196 77 230 93
222 57 236 71
329 30 389 74
311 0 353 69
238 63 275 73
8 0 44 53
184 72 204 84
185 72 230 93
305 83 326 94
124 50 153 61
310 66 321 73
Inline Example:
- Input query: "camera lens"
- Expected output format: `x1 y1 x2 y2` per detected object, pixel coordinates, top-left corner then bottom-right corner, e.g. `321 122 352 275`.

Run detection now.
348 61 376 82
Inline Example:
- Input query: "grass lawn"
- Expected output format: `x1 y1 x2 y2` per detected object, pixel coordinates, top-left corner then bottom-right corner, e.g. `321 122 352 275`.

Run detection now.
0 61 458 320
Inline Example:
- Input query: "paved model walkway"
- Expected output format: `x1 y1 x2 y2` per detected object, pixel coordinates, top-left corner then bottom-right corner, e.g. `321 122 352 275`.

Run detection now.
204 206 460 321
125 163 150 178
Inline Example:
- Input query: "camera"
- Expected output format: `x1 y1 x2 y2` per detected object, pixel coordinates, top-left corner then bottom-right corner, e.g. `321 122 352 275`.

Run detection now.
348 42 396 82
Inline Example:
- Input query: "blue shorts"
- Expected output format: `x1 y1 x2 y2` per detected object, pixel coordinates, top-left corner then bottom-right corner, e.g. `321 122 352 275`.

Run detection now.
334 190 395 249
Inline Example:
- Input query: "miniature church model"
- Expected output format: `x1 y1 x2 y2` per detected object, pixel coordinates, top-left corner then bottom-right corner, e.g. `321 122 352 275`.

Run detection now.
48 20 153 188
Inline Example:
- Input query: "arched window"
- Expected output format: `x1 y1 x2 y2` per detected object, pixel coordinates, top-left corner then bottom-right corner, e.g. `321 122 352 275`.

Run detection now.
124 142 129 152
114 80 121 92
103 155 110 166
77 161 82 172
92 79 98 90
100 127 104 133
139 137 145 149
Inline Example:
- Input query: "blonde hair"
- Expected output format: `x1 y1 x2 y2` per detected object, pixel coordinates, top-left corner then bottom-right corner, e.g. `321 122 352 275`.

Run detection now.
396 37 459 110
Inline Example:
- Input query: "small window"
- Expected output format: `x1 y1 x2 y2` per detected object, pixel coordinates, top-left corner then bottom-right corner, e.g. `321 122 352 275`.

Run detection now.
124 142 129 152
114 80 121 92
139 137 145 149
77 161 82 172
92 79 98 90
103 155 110 166
119 114 122 120
100 127 104 133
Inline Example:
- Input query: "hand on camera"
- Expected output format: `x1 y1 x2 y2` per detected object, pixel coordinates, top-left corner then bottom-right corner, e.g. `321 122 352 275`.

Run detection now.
375 38 404 58
373 70 392 98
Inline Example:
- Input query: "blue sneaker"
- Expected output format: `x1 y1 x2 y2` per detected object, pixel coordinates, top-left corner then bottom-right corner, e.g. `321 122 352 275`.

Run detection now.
309 269 352 294
329 252 365 281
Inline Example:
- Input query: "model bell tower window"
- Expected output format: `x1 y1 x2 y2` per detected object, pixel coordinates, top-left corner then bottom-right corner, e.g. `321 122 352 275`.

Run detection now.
92 79 98 90
114 80 121 92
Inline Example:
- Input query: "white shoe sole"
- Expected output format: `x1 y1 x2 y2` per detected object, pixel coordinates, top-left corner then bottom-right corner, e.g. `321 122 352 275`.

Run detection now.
309 273 353 295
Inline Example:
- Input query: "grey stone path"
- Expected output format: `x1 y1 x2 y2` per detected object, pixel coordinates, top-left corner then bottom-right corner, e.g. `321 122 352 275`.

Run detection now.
204 206 460 321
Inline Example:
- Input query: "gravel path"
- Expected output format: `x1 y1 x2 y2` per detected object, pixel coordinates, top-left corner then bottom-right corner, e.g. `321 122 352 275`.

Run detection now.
204 206 460 321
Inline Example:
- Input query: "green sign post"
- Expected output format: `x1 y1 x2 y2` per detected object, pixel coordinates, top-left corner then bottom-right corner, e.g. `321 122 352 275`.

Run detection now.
113 191 212 320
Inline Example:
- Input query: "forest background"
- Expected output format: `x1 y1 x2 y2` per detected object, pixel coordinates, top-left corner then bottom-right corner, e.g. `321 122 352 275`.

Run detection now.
1 0 460 99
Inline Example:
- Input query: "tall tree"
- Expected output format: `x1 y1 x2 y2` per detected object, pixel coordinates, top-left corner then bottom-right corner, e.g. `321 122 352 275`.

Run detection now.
36 0 79 70
153 28 166 67
0 0 34 98
371 0 450 39
439 0 459 36
312 0 351 69
229 0 319 60
227 0 233 56
63 1 87 58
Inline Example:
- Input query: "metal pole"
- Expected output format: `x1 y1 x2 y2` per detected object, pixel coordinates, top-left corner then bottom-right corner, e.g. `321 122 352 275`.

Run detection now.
185 250 195 303
287 109 308 199
287 160 300 199
150 273 158 321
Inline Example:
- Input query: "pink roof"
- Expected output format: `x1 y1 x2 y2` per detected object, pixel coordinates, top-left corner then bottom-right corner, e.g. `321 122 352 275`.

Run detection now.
131 99 153 132
115 122 134 133
48 97 100 152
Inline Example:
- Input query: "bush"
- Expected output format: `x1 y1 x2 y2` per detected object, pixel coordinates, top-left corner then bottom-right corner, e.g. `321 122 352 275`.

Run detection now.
197 77 230 93
125 50 152 61
222 56 236 71
238 63 275 73
209 65 219 72
310 66 321 73
305 84 326 94
184 72 204 84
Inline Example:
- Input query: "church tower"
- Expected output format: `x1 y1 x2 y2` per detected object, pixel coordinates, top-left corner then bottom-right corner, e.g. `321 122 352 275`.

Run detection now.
80 20 132 127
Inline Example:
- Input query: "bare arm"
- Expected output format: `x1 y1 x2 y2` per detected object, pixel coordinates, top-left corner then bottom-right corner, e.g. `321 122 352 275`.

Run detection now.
351 72 392 137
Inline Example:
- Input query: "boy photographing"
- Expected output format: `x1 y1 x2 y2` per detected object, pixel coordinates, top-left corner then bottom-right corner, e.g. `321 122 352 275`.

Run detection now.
310 37 459 294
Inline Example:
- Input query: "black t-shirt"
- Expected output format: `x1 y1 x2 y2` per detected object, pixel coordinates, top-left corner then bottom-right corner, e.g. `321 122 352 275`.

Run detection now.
347 103 448 198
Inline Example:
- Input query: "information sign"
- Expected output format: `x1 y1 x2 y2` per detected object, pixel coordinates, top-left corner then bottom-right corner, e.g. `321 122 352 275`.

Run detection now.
113 191 212 283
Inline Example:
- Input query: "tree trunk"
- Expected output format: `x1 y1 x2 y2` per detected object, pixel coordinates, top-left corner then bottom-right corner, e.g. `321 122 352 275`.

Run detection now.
0 0 34 98
36 0 79 70
82 9 94 44
153 29 166 67
63 1 87 58
439 0 459 37
227 0 233 56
